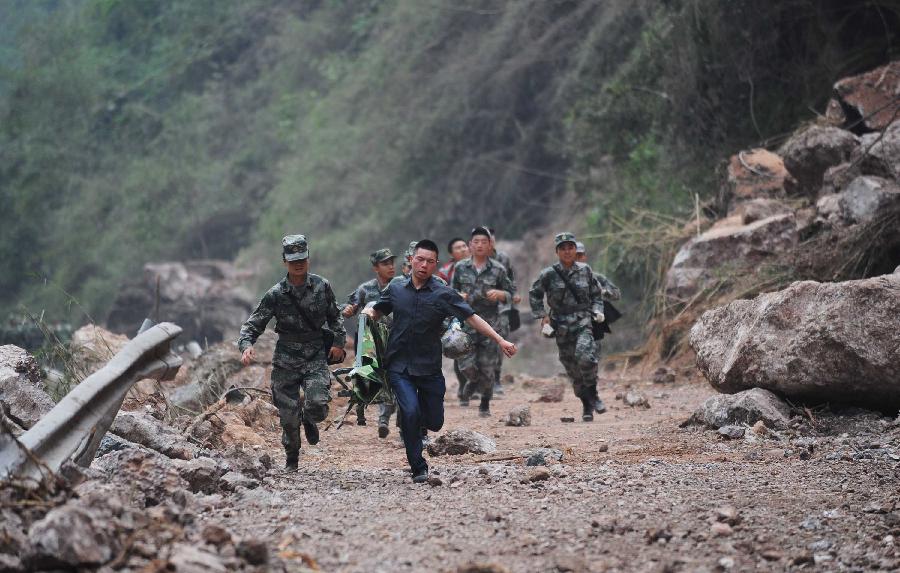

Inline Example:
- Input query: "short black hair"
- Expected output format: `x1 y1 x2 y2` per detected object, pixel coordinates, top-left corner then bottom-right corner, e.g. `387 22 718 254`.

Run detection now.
471 226 491 239
414 239 439 258
447 237 466 252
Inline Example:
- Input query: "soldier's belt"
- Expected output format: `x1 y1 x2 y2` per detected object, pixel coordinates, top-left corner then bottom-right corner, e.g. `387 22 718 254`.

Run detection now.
276 330 324 343
552 305 590 315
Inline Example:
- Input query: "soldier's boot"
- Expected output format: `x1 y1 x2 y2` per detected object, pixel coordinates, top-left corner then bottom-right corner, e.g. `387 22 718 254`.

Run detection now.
378 403 394 439
580 396 594 422
356 403 367 426
302 415 320 446
285 450 299 471
591 387 607 415
478 384 493 418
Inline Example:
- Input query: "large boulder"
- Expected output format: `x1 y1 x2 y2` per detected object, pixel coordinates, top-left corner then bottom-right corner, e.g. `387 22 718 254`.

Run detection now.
69 324 130 378
857 121 900 181
722 149 793 209
832 61 900 132
0 345 54 429
780 125 860 197
690 274 900 410
23 504 120 570
110 411 197 460
105 260 255 344
665 213 798 300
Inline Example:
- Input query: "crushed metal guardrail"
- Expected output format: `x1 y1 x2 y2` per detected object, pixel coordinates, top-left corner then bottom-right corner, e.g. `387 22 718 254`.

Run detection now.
0 322 183 484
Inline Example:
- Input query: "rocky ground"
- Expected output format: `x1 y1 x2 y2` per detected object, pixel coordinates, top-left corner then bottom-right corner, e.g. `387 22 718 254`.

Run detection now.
3 343 900 572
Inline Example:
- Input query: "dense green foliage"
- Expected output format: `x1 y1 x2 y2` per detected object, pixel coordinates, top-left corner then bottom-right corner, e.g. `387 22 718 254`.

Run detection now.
0 0 897 326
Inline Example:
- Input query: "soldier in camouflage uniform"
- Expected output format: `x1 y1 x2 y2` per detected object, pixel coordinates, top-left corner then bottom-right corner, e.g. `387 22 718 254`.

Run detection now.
489 227 519 397
575 241 620 302
530 232 607 422
238 235 346 470
452 226 513 416
342 248 397 438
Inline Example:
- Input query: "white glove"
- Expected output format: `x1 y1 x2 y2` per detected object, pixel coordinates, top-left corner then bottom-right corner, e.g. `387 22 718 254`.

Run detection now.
541 323 555 337
593 311 606 324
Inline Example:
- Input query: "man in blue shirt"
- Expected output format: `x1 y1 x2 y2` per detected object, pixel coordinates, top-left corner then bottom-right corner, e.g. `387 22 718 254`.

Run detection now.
364 239 517 483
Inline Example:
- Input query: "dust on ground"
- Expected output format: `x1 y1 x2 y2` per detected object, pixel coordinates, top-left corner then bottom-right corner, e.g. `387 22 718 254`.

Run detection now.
205 364 900 572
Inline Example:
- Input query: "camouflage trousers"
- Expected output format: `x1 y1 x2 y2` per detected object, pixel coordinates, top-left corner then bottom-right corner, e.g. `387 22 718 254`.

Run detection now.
459 314 503 399
555 326 599 399
271 355 331 455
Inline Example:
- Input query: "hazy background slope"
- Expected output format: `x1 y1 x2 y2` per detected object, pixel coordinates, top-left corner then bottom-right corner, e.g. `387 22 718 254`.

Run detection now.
0 0 897 326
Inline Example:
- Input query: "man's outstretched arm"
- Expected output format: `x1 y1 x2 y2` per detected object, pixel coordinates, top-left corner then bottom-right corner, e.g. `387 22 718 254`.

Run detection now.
466 314 518 357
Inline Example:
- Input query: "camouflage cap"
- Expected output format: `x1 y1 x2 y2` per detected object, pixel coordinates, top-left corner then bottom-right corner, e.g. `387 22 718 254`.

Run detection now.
575 241 586 254
554 231 577 248
282 234 309 261
370 248 396 266
405 241 419 258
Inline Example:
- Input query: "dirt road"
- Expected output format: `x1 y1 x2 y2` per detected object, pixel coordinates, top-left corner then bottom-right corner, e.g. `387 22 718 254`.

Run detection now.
203 367 900 572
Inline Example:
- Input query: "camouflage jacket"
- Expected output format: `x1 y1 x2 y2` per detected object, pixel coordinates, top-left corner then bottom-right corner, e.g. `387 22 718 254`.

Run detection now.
493 250 517 294
344 278 391 315
452 257 513 319
529 262 604 332
238 274 346 357
594 272 621 301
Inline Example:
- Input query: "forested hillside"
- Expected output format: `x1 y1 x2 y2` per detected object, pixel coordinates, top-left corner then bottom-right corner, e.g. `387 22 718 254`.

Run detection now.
1 0 897 323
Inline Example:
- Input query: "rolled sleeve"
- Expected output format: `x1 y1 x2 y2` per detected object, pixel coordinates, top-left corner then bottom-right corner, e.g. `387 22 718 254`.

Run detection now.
440 289 474 322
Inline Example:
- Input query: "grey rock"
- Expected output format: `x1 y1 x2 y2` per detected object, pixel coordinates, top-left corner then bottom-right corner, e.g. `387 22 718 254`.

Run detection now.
426 429 497 456
0 345 54 429
236 538 269 565
220 471 259 491
174 456 228 494
505 405 531 427
666 214 798 300
624 392 650 408
111 410 197 460
652 367 676 385
839 176 900 224
685 388 791 430
690 274 900 410
168 543 227 573
718 425 746 439
856 122 900 180
24 505 119 569
522 448 563 466
780 125 860 197
0 553 22 572
92 448 191 508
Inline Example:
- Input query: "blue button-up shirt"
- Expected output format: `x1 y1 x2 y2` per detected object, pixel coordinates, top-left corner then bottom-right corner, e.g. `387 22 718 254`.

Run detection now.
374 275 474 375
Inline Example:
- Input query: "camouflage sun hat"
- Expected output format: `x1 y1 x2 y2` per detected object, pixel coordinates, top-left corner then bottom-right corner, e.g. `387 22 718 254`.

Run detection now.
405 240 419 258
575 241 586 254
554 231 577 248
370 248 396 266
282 234 309 261
441 318 472 359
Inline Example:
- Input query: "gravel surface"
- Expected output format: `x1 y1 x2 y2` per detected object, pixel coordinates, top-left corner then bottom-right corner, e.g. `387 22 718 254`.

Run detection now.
196 370 900 572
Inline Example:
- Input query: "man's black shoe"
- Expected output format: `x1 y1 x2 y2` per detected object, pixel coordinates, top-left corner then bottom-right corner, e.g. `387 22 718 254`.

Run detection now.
378 423 389 439
478 396 491 417
303 419 320 445
285 453 299 471
412 468 429 484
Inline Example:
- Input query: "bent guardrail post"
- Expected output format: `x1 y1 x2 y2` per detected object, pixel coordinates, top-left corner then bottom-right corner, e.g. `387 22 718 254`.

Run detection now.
0 322 182 483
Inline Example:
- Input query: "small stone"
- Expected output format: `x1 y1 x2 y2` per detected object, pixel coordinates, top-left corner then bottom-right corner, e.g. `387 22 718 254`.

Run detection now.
717 425 745 439
201 524 232 547
528 467 551 482
652 367 676 385
426 476 443 487
560 417 575 423
536 384 565 403
711 522 733 537
750 420 769 436
761 549 784 561
718 556 735 569
715 506 741 525
624 392 650 408
235 539 269 565
505 405 531 427
598 442 609 453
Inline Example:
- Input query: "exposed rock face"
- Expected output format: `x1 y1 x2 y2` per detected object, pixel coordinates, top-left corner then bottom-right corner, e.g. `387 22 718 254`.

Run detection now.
426 429 497 456
780 125 860 197
0 344 54 429
723 149 793 208
685 388 791 430
69 324 130 378
666 214 798 299
690 274 900 410
833 60 900 132
105 260 255 344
